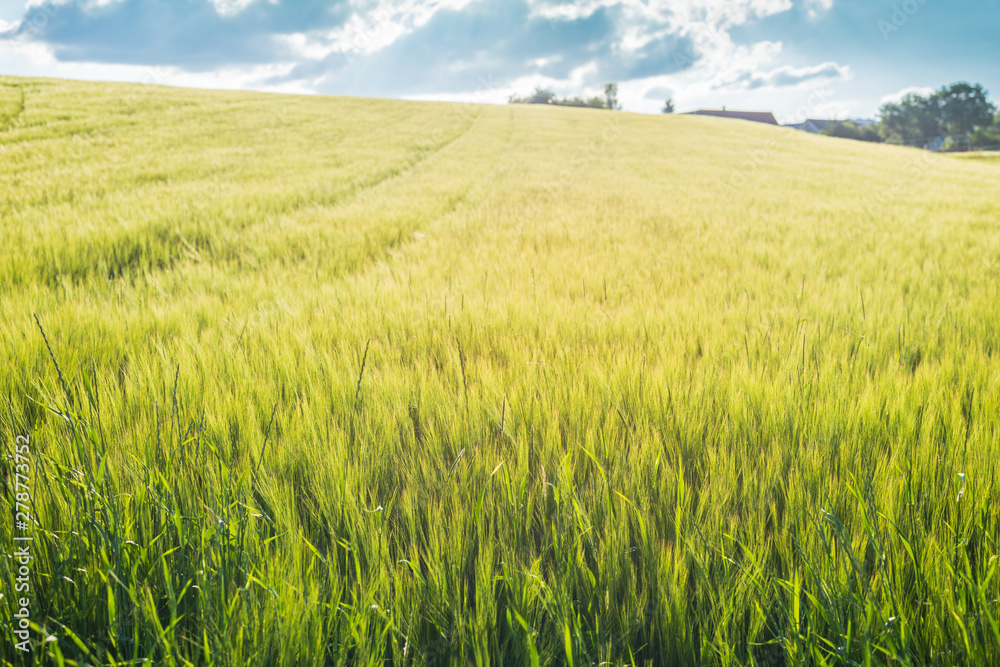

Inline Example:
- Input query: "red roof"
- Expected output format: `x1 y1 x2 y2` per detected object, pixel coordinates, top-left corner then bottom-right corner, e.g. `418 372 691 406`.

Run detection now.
688 109 779 125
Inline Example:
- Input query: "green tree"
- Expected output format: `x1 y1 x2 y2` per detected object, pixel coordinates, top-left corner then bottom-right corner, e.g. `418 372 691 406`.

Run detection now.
820 121 882 143
508 86 615 110
661 98 675 114
553 95 605 109
508 87 556 105
878 93 941 143
604 83 621 111
878 82 996 144
931 82 995 135
970 110 1000 149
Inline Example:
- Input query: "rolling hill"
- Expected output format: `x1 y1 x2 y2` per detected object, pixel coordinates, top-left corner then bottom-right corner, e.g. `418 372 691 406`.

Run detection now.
2 76 1000 666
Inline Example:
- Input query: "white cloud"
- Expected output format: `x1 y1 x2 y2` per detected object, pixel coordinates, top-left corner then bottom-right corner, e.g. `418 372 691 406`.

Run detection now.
529 0 793 30
726 60 851 89
208 0 259 18
805 0 833 19
529 0 621 22
879 85 934 106
650 0 794 38
279 0 481 59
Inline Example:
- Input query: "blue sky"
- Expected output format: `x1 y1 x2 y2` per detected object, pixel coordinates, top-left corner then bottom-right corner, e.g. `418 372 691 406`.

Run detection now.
0 0 997 121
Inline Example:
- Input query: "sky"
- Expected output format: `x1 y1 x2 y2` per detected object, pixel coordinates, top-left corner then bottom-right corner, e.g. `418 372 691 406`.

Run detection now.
0 0 997 122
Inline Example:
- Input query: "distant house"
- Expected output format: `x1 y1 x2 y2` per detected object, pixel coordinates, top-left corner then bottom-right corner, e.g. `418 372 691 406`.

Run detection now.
687 109 779 125
925 136 946 151
788 118 876 133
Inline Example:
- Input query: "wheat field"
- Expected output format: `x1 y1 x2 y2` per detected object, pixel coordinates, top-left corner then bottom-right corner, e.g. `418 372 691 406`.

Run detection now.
1 76 1000 665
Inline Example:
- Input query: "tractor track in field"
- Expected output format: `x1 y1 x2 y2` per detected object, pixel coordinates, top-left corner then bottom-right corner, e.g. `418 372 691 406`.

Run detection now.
228 106 495 280
340 107 485 205
170 106 491 284
13 105 486 287
228 106 511 291
225 104 486 227
205 105 488 262
348 107 517 280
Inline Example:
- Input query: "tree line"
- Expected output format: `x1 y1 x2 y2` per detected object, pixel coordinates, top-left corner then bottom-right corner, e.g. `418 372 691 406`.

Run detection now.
508 80 1000 151
875 82 999 148
770 82 998 149
816 82 1000 149
508 83 621 111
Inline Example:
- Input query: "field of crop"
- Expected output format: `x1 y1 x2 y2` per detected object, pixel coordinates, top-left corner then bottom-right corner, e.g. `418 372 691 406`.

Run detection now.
954 152 1000 164
1 75 999 666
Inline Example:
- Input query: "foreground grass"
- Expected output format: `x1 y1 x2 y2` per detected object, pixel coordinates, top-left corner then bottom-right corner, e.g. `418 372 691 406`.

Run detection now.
1 76 1000 665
